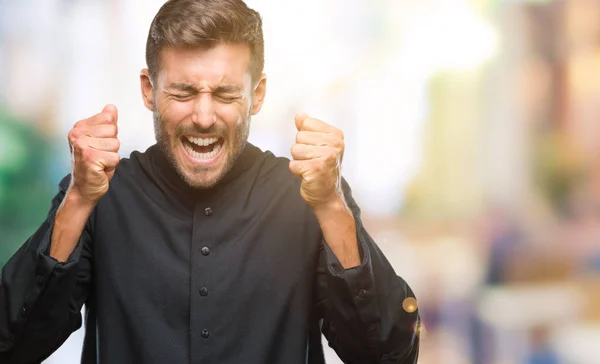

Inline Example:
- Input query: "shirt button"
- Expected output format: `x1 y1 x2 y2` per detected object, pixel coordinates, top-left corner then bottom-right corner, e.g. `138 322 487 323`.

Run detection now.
36 275 44 284
201 329 210 338
358 289 367 298
368 323 378 331
201 247 210 256
204 207 212 216
21 305 27 317
199 287 209 296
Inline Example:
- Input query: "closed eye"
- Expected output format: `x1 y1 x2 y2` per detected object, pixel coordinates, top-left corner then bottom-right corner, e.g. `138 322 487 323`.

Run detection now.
171 94 194 101
215 94 243 103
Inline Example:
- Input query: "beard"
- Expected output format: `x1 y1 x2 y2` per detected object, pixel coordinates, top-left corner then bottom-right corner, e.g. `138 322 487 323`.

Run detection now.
153 106 251 189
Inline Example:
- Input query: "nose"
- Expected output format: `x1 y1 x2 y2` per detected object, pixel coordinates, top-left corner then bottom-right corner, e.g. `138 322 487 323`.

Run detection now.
191 93 217 128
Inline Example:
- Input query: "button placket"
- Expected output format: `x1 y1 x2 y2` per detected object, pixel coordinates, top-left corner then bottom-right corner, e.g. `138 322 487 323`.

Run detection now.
191 204 216 361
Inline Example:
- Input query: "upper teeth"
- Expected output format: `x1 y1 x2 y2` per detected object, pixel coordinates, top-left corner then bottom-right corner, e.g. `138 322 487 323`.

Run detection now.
187 136 219 147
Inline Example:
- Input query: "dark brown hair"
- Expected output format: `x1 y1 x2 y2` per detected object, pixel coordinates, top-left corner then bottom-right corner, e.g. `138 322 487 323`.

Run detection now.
146 0 264 83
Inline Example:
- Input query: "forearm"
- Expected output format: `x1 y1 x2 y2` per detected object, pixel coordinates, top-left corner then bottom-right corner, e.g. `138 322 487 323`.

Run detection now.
313 195 360 269
50 188 95 262
316 179 420 363
319 228 420 364
0 177 93 360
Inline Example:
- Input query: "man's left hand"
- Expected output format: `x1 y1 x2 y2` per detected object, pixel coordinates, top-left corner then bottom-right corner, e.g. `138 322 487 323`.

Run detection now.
289 112 345 210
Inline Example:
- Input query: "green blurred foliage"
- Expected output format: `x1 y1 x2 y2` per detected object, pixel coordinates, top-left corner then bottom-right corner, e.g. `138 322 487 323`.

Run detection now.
0 107 57 268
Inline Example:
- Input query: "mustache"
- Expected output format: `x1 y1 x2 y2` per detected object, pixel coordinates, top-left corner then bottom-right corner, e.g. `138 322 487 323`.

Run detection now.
175 123 228 138
151 106 229 139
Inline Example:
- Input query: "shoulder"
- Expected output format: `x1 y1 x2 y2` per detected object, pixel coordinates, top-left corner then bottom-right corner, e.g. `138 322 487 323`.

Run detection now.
95 147 160 198
113 146 155 180
250 144 299 189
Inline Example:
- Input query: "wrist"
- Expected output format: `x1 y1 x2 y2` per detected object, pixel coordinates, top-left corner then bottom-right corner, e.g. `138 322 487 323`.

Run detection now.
313 194 360 269
50 187 95 262
64 186 98 212
312 193 350 217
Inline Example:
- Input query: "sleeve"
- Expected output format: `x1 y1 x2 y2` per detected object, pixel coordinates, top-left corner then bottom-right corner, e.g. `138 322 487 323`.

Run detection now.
315 178 420 364
0 174 93 364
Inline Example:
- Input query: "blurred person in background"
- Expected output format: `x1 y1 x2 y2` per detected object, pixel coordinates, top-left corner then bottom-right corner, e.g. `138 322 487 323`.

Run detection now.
525 326 560 364
0 0 420 363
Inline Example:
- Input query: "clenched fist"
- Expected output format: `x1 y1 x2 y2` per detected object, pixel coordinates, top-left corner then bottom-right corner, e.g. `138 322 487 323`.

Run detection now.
66 104 121 204
289 112 345 209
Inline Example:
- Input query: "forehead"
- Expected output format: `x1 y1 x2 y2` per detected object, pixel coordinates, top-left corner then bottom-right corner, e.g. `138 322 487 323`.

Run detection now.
159 43 252 87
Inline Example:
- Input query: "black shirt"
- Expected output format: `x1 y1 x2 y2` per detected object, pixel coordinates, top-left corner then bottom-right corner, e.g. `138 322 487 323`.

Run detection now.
0 143 420 364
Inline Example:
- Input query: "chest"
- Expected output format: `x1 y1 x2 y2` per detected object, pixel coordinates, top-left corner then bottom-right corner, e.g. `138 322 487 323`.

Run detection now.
91 179 322 312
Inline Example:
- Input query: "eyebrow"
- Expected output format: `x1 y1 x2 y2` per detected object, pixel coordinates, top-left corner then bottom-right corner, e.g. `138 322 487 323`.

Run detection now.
214 85 243 94
167 83 199 93
166 83 243 94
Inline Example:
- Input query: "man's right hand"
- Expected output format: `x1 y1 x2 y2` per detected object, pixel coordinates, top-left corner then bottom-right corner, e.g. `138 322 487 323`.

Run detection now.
66 104 121 205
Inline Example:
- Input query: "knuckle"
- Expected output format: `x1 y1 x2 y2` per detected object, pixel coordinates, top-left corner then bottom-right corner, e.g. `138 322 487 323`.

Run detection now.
333 127 344 137
72 138 86 151
105 152 117 165
328 136 341 148
291 160 303 173
325 148 337 160
67 130 78 143
81 147 94 161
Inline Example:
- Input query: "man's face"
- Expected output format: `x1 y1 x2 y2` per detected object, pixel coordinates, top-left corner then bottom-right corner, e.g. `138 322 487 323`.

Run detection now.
141 44 266 189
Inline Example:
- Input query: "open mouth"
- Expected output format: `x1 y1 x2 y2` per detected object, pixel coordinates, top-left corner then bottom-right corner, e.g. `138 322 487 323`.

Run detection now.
181 135 224 160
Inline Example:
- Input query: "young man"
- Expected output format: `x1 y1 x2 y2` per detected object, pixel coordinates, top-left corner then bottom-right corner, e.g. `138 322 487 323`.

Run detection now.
0 1 420 363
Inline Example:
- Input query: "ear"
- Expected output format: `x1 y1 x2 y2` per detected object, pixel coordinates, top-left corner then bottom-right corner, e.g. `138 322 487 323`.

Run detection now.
250 73 267 115
140 69 155 112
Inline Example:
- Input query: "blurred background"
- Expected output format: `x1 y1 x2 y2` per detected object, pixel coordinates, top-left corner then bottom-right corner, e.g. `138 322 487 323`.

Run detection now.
1 0 600 363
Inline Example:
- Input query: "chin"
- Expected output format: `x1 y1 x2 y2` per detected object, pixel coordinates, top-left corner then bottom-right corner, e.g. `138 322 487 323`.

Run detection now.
185 173 222 189
177 162 225 189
